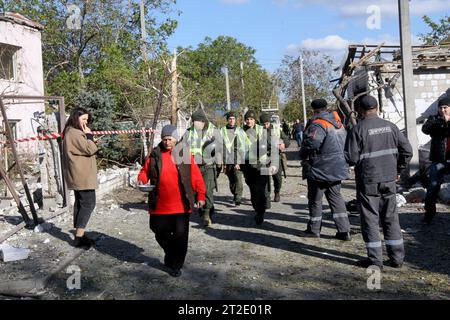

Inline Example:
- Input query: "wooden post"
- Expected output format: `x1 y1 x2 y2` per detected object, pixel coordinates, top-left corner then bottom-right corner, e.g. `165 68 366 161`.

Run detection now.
0 97 39 225
58 97 69 208
0 162 32 227
142 127 148 157
171 49 178 125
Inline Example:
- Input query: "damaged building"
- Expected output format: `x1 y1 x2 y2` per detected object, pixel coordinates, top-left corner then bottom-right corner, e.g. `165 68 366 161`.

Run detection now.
0 12 45 155
335 43 450 174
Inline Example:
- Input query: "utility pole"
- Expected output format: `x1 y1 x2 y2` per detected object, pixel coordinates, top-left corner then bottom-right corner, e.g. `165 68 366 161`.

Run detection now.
240 61 245 107
224 66 231 111
300 55 307 126
139 0 147 63
171 49 178 125
398 0 419 176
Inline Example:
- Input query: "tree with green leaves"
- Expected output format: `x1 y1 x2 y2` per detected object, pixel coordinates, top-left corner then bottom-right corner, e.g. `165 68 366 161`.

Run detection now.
275 50 335 122
0 0 178 108
420 15 450 45
177 36 274 117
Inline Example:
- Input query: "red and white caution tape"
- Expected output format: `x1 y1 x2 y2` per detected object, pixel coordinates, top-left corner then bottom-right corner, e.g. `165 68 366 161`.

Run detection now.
0 128 157 146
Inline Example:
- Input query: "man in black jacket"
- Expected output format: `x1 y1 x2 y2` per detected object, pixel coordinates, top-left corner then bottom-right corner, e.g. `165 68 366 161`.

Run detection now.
421 97 450 224
299 99 351 241
345 95 412 269
292 119 304 147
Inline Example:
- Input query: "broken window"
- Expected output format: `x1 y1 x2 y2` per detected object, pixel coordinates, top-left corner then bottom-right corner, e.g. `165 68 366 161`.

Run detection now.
1 119 19 140
0 43 19 81
8 120 19 140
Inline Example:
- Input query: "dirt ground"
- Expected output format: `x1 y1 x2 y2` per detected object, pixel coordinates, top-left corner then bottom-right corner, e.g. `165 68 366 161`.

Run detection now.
0 142 449 300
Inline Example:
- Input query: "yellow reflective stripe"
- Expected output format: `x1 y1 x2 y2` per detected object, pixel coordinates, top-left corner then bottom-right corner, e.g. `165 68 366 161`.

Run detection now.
221 127 234 150
189 123 216 156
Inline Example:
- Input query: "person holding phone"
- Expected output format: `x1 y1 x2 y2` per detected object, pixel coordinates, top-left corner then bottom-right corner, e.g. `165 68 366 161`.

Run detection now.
422 97 450 224
62 107 98 248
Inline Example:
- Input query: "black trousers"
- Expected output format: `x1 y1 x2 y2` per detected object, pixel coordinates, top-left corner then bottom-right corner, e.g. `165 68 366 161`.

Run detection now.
73 190 96 229
242 165 270 214
272 158 283 193
149 213 190 270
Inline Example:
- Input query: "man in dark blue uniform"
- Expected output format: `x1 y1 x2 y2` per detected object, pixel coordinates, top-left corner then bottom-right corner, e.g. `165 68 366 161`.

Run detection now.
345 95 413 269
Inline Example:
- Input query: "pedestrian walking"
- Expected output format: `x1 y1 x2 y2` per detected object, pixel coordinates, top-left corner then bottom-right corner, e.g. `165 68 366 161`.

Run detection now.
282 120 290 138
138 125 206 277
220 111 247 206
182 109 220 227
292 119 304 147
299 99 351 241
260 112 290 203
62 107 98 249
240 110 274 225
345 95 413 268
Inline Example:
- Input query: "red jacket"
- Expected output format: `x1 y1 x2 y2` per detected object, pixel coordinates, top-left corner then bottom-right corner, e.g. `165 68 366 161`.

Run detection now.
138 148 205 214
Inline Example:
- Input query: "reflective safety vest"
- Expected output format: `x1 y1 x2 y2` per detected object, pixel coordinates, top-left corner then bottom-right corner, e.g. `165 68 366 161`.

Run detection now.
272 123 281 140
220 126 248 153
245 124 267 164
187 122 216 157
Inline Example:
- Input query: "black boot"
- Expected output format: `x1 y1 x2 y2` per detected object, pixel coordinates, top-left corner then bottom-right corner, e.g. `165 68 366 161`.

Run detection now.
255 212 265 225
74 234 94 249
273 192 280 202
335 232 352 241
424 200 436 224
298 229 320 238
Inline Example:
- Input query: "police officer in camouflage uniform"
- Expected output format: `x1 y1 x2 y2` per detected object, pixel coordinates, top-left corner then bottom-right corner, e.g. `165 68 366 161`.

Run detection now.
260 112 290 203
220 111 247 206
345 95 412 268
299 99 352 241
182 109 220 227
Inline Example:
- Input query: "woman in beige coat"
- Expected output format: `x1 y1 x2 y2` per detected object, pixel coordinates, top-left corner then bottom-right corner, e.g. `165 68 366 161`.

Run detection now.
62 108 98 248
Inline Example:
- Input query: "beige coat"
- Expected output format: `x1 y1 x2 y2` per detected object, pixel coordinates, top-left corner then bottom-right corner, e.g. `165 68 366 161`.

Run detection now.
63 127 98 190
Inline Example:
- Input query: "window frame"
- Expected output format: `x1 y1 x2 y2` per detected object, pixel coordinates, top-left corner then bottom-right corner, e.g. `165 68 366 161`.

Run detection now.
0 43 20 82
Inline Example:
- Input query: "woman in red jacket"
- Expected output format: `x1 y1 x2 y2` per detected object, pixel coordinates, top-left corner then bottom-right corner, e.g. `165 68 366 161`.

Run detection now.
138 125 206 277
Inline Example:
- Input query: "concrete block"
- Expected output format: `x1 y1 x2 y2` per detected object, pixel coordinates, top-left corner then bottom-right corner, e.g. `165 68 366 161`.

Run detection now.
431 80 438 86
418 81 425 87
0 244 31 262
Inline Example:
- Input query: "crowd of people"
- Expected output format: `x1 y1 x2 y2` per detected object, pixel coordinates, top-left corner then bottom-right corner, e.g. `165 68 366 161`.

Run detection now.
61 95 450 277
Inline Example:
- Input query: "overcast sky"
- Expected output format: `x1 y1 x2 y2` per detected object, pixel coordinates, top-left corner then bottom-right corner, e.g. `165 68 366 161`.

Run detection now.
164 0 449 71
